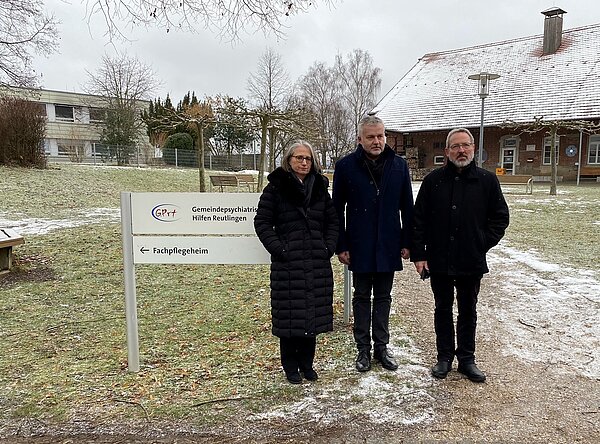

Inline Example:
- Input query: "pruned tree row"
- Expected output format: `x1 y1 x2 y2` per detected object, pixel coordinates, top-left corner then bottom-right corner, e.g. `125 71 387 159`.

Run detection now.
141 47 382 191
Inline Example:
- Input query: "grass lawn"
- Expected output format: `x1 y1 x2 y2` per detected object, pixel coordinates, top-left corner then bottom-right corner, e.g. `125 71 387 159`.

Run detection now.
0 164 353 426
0 163 598 426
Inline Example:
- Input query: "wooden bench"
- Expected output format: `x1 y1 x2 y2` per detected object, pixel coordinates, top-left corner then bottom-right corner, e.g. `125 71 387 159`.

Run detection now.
209 175 239 192
496 174 533 194
235 174 258 192
580 166 600 179
0 228 25 272
210 174 259 192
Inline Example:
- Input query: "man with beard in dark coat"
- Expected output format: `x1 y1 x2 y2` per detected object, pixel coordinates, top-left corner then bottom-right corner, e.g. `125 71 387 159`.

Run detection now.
254 140 339 384
411 128 509 383
333 115 414 373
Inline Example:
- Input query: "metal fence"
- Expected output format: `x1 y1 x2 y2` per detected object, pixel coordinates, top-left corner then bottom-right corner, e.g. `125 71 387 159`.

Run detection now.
47 146 263 172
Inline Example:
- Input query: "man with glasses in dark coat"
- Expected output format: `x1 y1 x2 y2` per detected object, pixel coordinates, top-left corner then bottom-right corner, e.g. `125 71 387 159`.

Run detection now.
333 115 414 372
411 128 509 383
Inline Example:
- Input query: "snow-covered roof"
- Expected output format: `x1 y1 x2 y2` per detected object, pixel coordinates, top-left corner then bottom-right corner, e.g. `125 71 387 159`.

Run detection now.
372 24 600 133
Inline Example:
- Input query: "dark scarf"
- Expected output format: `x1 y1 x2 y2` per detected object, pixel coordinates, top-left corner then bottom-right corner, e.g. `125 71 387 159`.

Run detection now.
364 155 385 186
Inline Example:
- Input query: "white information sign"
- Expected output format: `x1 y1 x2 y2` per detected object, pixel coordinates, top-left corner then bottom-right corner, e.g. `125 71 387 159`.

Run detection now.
133 236 269 264
121 191 350 373
121 191 269 372
130 192 260 235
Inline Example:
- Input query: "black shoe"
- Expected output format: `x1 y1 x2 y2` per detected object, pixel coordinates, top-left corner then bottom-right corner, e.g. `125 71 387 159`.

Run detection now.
431 361 452 379
285 371 302 384
301 368 319 381
457 362 486 382
355 351 371 372
374 348 398 371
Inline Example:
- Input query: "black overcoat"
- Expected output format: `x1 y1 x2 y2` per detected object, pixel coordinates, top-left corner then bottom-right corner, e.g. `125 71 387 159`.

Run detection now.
254 168 339 338
411 161 510 275
332 145 414 273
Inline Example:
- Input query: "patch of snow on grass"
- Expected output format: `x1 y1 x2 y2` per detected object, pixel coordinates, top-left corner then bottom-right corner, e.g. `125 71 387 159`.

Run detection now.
486 243 600 379
497 245 561 273
0 208 120 235
249 334 435 428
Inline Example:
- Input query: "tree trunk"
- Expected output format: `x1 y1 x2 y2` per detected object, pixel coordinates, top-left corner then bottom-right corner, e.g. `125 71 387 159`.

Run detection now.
257 116 269 190
549 128 557 196
197 122 206 192
268 126 277 171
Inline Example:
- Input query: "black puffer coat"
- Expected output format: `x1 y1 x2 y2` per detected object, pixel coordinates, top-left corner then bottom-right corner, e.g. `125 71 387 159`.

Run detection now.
254 168 339 338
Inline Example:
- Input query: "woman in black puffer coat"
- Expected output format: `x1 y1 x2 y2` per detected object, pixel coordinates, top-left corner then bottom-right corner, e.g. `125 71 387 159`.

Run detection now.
254 140 339 384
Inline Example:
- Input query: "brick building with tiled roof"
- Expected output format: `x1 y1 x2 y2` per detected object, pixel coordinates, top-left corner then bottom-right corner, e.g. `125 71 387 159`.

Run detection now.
372 8 600 181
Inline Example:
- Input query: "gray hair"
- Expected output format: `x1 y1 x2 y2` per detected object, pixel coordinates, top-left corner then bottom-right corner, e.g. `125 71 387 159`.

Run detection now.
281 140 323 174
358 115 385 136
446 128 475 147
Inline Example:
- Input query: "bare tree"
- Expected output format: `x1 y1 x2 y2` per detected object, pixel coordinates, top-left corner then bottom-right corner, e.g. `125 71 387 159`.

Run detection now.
147 99 216 191
0 0 58 86
243 105 316 189
83 0 336 41
297 61 353 167
247 48 291 112
182 101 216 191
84 52 160 164
246 48 293 187
335 49 382 136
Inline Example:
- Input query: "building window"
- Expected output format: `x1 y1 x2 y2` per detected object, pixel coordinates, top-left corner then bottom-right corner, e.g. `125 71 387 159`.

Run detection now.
543 136 559 165
55 105 75 122
89 107 106 122
57 139 84 157
588 135 600 164
433 141 445 149
433 155 445 165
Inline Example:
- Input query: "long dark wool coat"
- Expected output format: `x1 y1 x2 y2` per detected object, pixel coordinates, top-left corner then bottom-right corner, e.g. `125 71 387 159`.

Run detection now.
254 168 339 338
333 145 414 273
411 160 510 275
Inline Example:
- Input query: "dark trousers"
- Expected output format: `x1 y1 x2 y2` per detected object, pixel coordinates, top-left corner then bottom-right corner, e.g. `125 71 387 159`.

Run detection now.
352 272 395 353
279 337 316 375
430 273 482 364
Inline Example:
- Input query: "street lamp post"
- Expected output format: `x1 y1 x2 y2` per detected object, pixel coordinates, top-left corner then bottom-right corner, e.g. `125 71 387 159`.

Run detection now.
468 72 500 168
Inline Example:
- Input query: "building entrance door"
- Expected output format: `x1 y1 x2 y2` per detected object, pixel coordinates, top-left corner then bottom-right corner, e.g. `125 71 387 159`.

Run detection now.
501 148 515 175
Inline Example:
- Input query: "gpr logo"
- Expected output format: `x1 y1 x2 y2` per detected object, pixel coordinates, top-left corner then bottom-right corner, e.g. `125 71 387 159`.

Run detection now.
151 204 181 222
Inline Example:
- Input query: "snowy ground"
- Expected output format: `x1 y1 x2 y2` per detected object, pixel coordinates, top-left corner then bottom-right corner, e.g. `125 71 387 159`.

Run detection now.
485 242 600 379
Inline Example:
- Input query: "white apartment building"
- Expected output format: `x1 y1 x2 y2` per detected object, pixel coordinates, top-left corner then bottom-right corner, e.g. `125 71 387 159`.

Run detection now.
2 86 149 159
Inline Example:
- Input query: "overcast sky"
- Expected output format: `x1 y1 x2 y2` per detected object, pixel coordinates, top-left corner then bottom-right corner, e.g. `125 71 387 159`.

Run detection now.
34 0 599 105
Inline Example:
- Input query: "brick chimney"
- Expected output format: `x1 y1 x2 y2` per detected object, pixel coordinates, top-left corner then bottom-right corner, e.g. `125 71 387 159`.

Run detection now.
542 7 567 55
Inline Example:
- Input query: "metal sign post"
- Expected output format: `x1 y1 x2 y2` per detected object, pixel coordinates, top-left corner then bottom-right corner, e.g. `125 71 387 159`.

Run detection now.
343 265 352 323
120 192 140 372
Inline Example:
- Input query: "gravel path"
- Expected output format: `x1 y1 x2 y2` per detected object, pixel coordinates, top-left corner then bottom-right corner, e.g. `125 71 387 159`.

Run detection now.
395 264 599 443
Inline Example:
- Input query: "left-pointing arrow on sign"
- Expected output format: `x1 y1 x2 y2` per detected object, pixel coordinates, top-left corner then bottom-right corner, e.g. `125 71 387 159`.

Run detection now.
140 247 149 254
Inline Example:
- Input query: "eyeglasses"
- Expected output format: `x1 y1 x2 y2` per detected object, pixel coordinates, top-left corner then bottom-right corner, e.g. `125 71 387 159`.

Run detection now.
448 142 474 151
292 155 313 163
